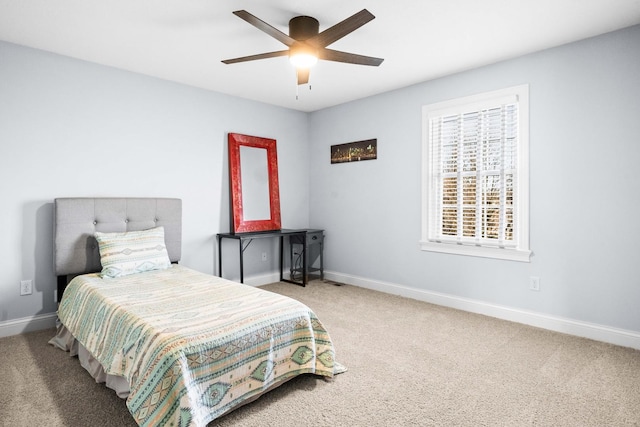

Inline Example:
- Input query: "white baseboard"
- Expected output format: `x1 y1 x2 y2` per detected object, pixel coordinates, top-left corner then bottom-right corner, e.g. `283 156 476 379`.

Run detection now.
243 272 281 287
0 312 58 338
324 271 640 350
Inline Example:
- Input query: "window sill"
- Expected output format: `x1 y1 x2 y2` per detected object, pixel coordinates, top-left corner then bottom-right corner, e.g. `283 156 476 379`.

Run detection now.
419 240 531 262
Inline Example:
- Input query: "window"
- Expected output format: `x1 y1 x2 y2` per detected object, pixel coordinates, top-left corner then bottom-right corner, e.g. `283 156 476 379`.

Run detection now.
421 85 530 262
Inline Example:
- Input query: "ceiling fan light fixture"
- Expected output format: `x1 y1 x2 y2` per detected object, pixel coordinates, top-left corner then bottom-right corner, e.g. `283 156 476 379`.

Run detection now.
289 43 318 68
289 52 318 68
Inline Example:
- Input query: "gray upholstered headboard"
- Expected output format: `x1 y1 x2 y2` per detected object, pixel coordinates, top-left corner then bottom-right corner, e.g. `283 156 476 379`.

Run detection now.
54 197 182 300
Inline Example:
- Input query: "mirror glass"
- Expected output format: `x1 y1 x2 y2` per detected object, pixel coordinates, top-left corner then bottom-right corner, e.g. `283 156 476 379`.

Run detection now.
228 133 281 233
239 145 270 221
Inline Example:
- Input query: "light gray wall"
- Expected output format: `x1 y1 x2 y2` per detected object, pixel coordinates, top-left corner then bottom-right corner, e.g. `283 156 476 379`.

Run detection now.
2 25 639 337
308 25 640 333
0 41 309 323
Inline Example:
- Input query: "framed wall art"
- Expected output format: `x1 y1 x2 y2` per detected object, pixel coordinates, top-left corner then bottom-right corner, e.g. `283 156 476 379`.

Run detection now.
330 139 377 164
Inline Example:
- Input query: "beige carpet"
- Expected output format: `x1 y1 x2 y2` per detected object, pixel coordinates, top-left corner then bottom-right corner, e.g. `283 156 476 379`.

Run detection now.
2 280 639 426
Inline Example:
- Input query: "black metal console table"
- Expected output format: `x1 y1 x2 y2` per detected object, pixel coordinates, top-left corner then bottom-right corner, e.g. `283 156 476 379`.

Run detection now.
217 229 309 286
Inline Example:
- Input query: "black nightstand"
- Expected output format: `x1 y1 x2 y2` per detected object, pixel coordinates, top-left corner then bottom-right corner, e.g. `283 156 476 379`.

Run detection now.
289 229 324 282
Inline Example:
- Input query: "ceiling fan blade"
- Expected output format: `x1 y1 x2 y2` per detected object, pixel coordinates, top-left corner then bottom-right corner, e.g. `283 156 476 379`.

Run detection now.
222 50 289 64
307 9 375 48
232 10 296 47
297 68 310 85
318 48 384 66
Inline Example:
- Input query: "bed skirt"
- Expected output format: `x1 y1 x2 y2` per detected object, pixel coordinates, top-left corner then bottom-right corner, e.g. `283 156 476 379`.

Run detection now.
49 324 130 399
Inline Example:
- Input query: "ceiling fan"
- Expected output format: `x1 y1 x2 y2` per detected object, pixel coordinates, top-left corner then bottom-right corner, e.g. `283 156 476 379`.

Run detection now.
221 9 384 85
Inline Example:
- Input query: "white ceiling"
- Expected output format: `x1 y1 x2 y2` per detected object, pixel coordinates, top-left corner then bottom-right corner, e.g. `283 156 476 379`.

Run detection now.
1 0 639 112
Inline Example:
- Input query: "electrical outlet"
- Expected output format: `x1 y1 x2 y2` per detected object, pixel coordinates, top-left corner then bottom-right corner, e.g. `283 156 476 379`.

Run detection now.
20 280 33 296
529 276 540 292
261 252 267 262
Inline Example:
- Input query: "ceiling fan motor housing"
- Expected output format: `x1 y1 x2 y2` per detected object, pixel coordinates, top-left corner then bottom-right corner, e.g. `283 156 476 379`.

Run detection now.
289 16 319 40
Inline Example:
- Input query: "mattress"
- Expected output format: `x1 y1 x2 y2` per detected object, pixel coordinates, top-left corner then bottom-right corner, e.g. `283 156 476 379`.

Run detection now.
50 265 342 426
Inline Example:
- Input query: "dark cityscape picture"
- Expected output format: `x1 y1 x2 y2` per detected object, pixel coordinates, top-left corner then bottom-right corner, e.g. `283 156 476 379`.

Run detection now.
330 139 377 164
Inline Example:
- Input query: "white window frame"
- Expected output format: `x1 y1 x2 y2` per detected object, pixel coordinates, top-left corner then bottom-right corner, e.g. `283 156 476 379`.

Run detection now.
420 85 531 262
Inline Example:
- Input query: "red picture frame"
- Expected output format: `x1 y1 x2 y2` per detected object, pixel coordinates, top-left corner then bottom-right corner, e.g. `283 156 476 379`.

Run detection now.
228 133 281 233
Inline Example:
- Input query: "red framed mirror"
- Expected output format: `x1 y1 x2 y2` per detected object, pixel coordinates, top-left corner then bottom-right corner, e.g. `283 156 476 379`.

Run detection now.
228 133 281 233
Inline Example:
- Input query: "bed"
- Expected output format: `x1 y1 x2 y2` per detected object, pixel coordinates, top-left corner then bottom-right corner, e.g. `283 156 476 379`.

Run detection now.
49 197 343 426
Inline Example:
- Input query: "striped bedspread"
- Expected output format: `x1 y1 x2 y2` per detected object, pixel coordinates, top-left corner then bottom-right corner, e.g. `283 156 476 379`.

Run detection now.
57 265 338 426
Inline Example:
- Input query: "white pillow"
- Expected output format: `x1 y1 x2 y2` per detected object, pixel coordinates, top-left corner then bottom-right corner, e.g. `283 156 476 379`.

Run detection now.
94 226 171 278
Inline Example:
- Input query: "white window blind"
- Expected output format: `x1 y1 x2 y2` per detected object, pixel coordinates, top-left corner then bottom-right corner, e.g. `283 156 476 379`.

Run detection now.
421 85 530 261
